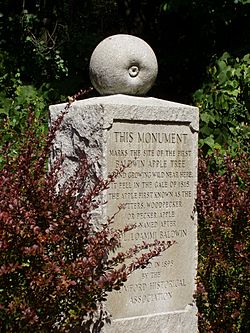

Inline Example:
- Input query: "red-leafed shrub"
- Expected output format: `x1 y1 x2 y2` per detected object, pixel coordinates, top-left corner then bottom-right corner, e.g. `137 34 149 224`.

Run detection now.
196 151 250 333
0 109 173 332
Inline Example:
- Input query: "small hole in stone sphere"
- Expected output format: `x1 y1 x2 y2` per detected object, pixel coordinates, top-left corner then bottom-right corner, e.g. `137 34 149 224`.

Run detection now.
129 66 139 78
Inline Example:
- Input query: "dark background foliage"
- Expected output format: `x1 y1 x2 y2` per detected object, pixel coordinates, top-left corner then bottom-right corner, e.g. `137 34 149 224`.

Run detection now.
0 1 250 332
1 0 250 102
1 1 249 154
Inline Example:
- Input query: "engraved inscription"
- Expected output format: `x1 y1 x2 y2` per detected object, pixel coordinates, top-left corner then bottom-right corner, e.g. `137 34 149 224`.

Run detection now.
106 122 196 318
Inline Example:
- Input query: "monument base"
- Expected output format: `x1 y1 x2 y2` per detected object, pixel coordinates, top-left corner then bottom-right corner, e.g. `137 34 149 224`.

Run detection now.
104 304 197 333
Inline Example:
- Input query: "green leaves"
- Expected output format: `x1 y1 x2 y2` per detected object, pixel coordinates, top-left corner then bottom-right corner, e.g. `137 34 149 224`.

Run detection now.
0 67 52 167
193 52 250 155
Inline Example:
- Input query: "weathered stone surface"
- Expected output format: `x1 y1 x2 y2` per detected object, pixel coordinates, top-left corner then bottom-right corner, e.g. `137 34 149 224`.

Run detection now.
103 304 197 333
49 94 199 333
89 35 158 96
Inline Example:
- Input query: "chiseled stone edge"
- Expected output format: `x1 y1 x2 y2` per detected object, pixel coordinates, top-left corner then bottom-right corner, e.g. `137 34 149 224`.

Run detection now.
81 94 199 132
50 95 198 131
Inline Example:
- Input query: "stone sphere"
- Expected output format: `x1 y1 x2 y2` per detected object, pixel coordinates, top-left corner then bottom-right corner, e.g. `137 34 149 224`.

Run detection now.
89 34 158 96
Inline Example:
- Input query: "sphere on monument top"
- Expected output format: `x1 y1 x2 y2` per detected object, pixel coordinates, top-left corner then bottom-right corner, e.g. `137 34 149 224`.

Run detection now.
89 34 158 96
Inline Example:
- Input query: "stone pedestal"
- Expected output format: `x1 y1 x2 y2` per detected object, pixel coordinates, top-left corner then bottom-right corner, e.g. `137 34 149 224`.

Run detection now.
50 94 199 333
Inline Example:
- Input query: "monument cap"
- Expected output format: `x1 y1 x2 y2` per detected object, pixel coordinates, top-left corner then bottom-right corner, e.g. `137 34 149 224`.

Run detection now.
89 34 158 96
